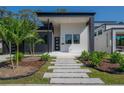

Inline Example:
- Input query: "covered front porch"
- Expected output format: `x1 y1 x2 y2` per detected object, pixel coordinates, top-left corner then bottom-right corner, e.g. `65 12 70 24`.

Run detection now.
37 12 95 53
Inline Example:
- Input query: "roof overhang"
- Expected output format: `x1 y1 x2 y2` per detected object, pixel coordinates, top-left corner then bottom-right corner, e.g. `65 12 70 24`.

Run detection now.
36 12 95 24
36 12 96 17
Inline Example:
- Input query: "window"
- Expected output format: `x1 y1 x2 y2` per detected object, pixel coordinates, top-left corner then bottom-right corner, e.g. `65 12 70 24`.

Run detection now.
73 34 80 44
116 34 124 46
98 30 102 35
65 34 72 44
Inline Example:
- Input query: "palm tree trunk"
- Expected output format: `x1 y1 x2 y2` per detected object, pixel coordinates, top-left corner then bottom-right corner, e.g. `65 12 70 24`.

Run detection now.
16 43 19 68
32 43 35 56
29 43 33 55
9 42 14 69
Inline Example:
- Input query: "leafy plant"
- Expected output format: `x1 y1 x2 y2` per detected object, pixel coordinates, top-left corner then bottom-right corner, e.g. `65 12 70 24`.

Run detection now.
13 52 24 62
80 50 89 61
41 53 51 62
110 52 123 63
89 51 103 67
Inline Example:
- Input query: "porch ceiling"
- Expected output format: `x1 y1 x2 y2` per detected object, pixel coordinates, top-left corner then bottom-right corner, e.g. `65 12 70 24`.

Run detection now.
39 17 90 24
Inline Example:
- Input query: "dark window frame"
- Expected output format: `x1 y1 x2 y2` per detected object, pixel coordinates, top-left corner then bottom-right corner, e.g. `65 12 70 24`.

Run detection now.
65 34 72 44
73 34 80 44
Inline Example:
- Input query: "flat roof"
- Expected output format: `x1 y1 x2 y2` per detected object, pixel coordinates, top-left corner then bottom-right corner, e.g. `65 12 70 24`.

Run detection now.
36 12 96 17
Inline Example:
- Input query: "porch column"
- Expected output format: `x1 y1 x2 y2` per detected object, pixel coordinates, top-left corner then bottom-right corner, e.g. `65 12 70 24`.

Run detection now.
47 19 50 53
88 16 94 52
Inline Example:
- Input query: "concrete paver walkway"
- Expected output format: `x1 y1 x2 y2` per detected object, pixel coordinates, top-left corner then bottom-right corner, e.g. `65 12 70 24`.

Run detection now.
43 58 104 85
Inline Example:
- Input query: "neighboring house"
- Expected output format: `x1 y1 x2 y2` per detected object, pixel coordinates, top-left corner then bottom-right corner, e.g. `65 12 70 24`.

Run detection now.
94 22 124 53
1 12 95 54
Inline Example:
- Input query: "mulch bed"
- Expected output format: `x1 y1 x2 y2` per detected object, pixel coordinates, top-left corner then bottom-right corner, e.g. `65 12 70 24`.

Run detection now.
0 56 45 80
82 59 124 74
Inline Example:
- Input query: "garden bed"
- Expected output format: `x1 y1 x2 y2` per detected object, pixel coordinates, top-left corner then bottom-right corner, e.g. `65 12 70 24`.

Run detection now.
82 59 124 74
0 56 45 79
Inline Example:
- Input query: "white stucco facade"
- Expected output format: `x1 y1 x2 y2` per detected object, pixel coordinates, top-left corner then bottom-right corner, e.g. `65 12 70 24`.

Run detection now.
60 23 89 53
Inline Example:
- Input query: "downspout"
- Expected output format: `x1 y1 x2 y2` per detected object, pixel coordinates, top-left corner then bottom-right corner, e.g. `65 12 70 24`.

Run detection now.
111 29 113 53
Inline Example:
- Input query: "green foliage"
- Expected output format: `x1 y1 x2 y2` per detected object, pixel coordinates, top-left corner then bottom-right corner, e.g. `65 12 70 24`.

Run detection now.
40 53 51 62
80 50 89 61
13 52 24 62
89 51 104 67
110 52 123 63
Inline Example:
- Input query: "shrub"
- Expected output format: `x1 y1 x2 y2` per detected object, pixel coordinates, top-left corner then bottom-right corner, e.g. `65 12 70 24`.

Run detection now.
80 50 89 61
110 52 123 63
40 53 51 62
89 51 105 67
13 52 24 62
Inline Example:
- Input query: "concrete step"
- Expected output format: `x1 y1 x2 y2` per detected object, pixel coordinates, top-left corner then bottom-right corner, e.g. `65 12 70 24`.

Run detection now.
43 73 89 78
48 66 81 69
53 69 91 73
54 64 83 66
50 78 104 84
51 62 77 64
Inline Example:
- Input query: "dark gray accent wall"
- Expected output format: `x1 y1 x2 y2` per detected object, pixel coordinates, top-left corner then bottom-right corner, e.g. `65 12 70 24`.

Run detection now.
89 16 94 52
24 32 52 53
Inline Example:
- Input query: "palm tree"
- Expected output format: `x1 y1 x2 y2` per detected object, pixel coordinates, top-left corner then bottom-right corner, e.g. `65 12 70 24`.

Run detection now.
26 31 44 55
0 18 15 69
10 19 33 67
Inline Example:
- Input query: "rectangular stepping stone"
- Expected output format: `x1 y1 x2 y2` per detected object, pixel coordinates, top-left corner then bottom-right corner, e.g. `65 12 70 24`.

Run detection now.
50 78 104 84
51 62 76 64
48 66 80 69
54 64 83 66
53 69 91 73
43 73 89 78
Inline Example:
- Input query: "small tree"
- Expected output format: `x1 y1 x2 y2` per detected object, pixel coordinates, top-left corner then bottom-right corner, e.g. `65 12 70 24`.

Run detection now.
26 31 44 55
0 18 15 69
10 19 33 67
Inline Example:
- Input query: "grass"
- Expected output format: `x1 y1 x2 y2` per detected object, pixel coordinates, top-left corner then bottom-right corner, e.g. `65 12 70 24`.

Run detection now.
0 59 52 84
81 66 124 85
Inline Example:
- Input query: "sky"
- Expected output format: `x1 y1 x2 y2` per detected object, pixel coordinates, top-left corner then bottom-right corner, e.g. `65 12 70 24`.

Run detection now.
4 6 124 21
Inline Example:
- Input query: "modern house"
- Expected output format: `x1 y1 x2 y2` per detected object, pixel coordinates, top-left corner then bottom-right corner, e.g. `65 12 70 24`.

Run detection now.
36 12 95 53
2 12 124 54
94 22 124 53
0 12 96 54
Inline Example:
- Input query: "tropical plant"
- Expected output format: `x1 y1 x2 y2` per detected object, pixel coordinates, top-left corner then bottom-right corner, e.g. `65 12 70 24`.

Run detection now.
13 52 24 62
9 19 33 67
110 52 123 63
40 53 51 62
89 51 103 67
80 50 89 61
26 31 44 55
0 17 15 69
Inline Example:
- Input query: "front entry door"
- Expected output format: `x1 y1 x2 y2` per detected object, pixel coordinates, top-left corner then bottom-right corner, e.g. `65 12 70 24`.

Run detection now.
54 37 60 51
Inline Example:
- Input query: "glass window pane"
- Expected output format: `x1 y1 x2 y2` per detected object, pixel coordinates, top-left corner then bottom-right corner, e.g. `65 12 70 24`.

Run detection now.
65 34 72 44
73 34 80 44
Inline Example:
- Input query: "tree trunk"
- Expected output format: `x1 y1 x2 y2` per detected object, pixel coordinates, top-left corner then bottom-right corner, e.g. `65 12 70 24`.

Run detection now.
16 43 19 68
29 43 33 55
9 42 14 69
32 43 35 56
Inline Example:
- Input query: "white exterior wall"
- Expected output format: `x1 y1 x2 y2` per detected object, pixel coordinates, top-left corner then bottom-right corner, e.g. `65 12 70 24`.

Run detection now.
95 24 106 33
95 29 112 53
60 23 89 53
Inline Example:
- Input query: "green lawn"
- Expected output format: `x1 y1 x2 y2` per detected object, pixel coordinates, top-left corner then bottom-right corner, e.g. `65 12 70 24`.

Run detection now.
81 66 124 85
0 60 51 84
